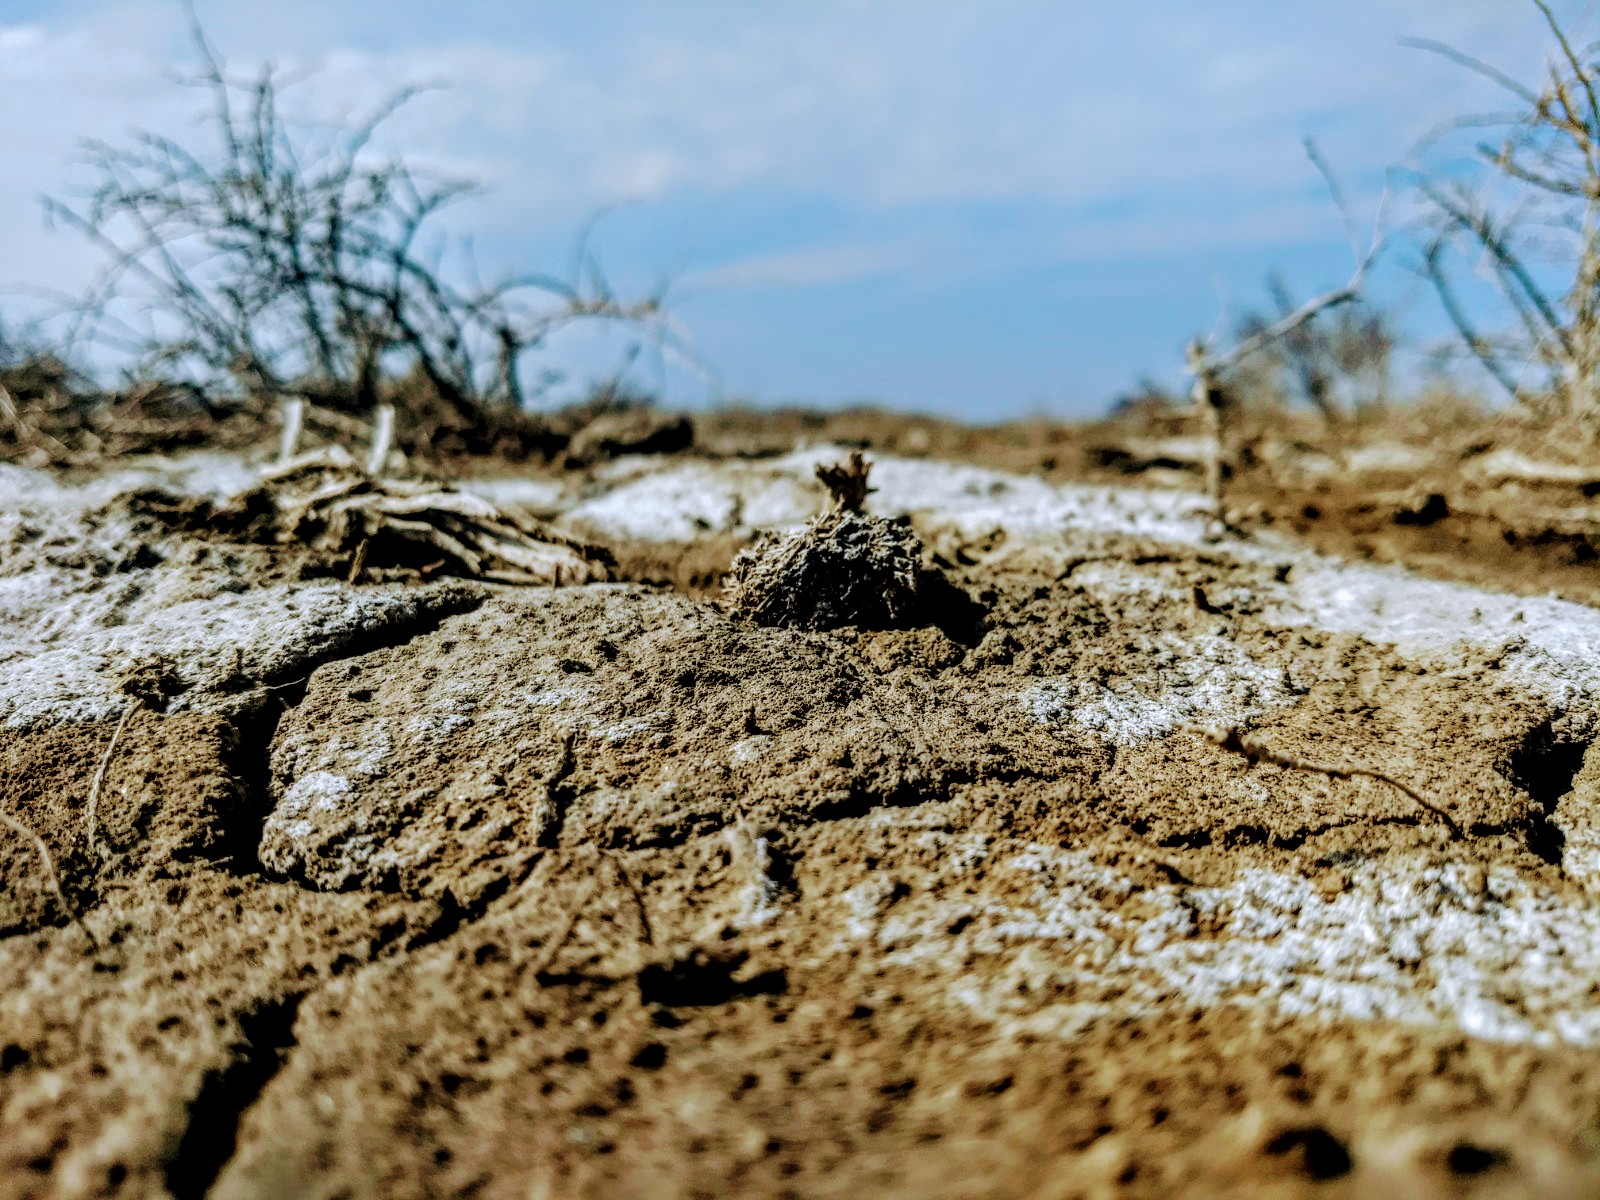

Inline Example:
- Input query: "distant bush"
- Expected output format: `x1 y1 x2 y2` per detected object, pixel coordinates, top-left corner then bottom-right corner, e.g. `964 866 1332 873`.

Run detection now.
44 16 678 422
1225 278 1398 422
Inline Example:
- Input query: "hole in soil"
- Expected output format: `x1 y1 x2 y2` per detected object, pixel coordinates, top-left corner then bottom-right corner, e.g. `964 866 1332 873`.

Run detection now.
1263 1126 1352 1181
637 948 788 1007
163 992 305 1200
1445 1143 1507 1176
1501 719 1588 866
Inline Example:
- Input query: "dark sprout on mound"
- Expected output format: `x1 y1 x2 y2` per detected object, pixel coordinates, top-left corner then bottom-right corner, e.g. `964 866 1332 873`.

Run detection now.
724 453 925 632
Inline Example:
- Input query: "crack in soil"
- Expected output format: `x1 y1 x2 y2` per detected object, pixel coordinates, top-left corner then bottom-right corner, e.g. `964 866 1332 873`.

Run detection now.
1501 718 1590 867
217 587 486 876
162 992 305 1200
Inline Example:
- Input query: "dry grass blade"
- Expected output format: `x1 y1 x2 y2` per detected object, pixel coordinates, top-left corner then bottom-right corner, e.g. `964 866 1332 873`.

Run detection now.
1 810 98 949
86 701 134 862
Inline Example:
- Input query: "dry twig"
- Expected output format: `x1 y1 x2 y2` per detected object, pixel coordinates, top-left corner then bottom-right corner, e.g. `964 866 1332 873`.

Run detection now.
1192 725 1465 841
85 702 134 862
1185 139 1383 519
815 451 874 513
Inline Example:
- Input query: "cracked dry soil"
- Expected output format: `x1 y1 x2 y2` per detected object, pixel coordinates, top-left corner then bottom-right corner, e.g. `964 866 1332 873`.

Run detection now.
5 448 1600 1199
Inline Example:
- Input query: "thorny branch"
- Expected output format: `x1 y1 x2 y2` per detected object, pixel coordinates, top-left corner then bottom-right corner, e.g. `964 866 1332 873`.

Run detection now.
1406 1 1600 419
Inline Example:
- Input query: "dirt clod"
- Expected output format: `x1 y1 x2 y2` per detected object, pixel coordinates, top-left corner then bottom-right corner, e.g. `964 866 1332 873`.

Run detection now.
724 508 924 631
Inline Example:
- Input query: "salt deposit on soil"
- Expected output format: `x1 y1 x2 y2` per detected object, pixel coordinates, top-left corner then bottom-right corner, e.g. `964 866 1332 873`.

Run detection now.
560 448 1600 720
862 836 1600 1050
11 446 1600 1199
0 469 480 728
559 446 1219 546
1270 561 1600 724
1020 631 1290 744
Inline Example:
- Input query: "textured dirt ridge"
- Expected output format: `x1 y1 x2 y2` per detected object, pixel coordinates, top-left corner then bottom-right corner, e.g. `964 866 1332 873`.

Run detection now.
4 447 1600 1199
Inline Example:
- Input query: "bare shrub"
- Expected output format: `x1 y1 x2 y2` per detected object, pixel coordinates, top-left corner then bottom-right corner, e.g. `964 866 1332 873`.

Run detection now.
725 454 923 631
1406 1 1600 424
1227 278 1398 423
43 13 678 425
1183 141 1382 519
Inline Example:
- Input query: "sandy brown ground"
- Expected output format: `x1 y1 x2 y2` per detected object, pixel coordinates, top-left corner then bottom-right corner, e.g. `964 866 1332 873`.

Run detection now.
4 408 1600 1199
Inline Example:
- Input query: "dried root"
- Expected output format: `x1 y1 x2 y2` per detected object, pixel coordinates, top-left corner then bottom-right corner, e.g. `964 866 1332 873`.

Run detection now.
815 450 874 513
1194 725 1465 841
1 810 97 949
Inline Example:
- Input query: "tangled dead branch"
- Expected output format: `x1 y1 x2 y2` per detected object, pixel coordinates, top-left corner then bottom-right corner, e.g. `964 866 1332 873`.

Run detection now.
259 447 610 585
42 11 686 421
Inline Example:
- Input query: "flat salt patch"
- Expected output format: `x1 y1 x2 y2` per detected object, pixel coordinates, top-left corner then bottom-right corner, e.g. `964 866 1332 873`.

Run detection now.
559 449 1600 721
1022 632 1290 745
277 771 353 817
0 454 260 511
1272 563 1600 722
457 478 569 512
0 463 478 729
868 457 1216 544
559 447 1218 546
0 582 457 729
870 838 1600 1049
1339 443 1437 474
559 455 822 542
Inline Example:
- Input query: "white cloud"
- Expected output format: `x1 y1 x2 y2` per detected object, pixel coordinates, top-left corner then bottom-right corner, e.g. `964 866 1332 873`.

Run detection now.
685 242 921 290
2 0 1563 235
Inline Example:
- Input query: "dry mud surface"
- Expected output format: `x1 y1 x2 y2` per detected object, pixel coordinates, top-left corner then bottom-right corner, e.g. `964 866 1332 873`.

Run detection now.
6 446 1600 1198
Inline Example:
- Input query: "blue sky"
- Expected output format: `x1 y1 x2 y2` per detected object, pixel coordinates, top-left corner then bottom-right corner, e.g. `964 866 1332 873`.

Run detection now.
0 0 1578 417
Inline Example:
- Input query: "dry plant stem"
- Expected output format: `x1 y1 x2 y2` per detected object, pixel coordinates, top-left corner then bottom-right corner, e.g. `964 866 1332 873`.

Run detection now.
86 701 134 861
815 451 874 513
603 852 654 947
1185 138 1376 517
1196 725 1465 841
1 810 98 949
278 396 305 464
1187 355 1226 518
366 403 395 476
346 538 369 585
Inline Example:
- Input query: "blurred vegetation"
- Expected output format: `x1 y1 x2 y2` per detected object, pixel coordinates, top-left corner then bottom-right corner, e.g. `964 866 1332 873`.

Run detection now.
4 15 686 467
